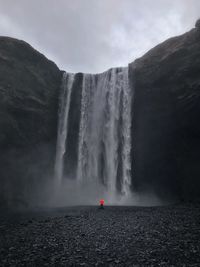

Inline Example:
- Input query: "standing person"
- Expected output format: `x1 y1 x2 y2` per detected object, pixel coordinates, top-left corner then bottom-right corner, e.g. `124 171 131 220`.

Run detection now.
99 199 105 209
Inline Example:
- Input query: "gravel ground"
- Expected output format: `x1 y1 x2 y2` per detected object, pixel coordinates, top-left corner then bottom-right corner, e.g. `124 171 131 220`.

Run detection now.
0 204 200 266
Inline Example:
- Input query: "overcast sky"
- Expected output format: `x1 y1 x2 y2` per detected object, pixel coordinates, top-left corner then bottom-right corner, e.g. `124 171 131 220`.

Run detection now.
0 0 199 73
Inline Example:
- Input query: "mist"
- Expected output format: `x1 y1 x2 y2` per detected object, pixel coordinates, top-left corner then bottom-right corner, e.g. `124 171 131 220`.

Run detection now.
40 177 165 208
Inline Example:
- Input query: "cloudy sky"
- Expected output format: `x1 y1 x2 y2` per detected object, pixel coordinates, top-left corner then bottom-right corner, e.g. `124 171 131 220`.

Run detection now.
0 0 199 73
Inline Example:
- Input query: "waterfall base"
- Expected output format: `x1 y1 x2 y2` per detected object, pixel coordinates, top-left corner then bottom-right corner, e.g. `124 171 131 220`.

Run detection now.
54 67 133 204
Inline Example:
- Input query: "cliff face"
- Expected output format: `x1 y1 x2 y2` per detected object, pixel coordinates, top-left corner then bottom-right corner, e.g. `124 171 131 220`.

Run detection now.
0 37 62 207
130 24 200 200
1 22 200 207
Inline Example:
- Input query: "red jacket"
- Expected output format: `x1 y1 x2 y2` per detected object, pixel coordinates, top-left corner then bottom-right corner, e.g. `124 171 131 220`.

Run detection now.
99 199 105 205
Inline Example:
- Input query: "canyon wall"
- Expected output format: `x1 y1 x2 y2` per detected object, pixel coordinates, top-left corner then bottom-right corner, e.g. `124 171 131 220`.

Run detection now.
0 21 200 207
0 37 61 207
130 23 200 201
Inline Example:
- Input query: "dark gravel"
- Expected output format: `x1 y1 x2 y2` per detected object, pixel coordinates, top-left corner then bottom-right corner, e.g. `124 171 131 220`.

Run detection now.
0 204 200 266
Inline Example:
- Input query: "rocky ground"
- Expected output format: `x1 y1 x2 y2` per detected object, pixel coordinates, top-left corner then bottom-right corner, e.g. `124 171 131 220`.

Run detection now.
0 204 200 266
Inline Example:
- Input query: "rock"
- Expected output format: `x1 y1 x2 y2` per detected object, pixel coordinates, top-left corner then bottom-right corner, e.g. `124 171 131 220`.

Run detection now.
106 258 113 262
130 25 200 201
195 19 200 29
0 37 62 208
1 205 200 265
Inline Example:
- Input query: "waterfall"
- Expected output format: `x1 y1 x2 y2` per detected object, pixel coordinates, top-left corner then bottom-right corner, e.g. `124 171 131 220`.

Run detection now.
121 68 132 195
54 72 74 187
55 67 132 202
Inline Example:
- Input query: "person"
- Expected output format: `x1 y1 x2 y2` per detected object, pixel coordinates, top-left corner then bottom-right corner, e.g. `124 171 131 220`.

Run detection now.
99 199 105 209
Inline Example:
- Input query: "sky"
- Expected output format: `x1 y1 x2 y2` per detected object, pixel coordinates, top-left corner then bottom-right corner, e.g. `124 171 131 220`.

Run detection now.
0 0 199 73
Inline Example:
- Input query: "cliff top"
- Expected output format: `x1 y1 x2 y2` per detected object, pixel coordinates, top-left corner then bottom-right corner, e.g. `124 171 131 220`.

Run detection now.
131 20 200 87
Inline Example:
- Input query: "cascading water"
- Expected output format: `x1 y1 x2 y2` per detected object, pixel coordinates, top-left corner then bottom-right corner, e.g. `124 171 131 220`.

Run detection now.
55 67 132 203
54 72 74 188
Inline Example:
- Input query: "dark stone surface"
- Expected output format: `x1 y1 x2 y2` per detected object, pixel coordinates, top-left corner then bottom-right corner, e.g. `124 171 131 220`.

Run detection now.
0 205 200 266
0 37 62 207
130 24 200 201
195 19 200 29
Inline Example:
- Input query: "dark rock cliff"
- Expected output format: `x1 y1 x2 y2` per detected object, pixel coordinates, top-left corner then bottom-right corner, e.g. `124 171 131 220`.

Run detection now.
1 20 200 207
0 37 62 207
130 22 200 201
